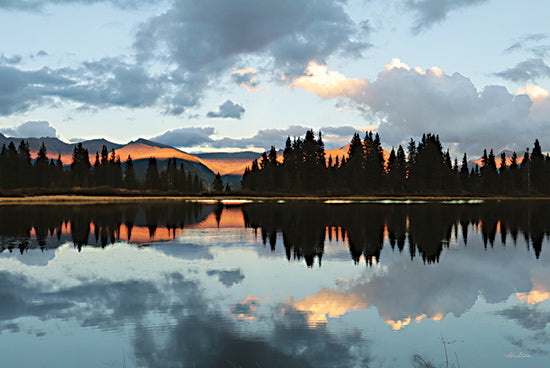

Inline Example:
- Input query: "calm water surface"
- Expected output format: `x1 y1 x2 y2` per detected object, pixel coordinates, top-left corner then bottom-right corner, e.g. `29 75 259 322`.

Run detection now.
1 200 549 367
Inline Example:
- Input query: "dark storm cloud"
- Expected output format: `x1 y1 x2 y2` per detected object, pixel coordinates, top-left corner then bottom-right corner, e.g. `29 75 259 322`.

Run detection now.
0 120 57 138
206 269 245 287
494 58 550 82
406 0 488 33
150 127 216 148
206 100 246 119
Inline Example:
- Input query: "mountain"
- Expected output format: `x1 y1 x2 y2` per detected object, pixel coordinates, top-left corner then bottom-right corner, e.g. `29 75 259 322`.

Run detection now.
0 133 219 188
195 151 263 176
0 134 123 164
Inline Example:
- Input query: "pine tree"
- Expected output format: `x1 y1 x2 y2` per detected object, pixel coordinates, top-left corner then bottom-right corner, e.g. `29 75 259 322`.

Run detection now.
35 142 50 187
212 172 224 193
70 142 91 187
123 155 138 189
145 157 160 189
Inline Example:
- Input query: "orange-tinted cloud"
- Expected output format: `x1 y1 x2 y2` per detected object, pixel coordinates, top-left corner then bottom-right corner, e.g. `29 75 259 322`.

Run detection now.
292 62 368 100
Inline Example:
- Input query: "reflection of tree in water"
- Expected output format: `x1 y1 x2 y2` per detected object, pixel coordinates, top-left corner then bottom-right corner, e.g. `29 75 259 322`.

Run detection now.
0 201 211 252
244 203 326 267
242 201 550 267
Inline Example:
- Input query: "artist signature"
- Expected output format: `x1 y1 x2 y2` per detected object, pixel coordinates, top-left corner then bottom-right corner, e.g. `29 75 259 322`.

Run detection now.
505 352 531 359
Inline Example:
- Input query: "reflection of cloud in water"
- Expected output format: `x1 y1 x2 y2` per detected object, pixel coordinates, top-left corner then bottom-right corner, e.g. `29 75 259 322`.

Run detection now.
207 268 244 286
516 267 550 305
0 246 371 367
289 238 550 330
230 296 260 320
292 288 368 326
497 305 550 331
0 248 56 267
151 243 213 260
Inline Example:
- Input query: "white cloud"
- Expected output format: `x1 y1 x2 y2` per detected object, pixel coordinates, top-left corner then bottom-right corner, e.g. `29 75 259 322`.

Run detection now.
292 62 368 100
292 59 550 155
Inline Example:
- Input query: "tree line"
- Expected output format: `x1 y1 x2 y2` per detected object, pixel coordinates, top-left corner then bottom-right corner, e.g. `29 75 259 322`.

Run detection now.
0 141 205 193
242 130 550 195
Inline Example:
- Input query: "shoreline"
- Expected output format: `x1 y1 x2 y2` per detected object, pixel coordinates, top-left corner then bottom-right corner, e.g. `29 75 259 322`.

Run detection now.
1 194 549 205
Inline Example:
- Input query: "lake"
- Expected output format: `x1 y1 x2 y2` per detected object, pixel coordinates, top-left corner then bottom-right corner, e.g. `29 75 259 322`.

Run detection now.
1 199 549 367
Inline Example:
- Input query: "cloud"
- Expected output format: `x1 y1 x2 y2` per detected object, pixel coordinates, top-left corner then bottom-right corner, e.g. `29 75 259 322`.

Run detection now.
292 62 368 99
150 127 216 148
0 59 165 116
0 54 22 65
0 0 155 11
134 0 367 110
0 120 57 138
1 0 367 115
504 34 550 58
149 125 365 151
207 100 245 119
294 59 550 155
231 68 260 92
208 125 313 150
494 58 550 83
406 0 489 33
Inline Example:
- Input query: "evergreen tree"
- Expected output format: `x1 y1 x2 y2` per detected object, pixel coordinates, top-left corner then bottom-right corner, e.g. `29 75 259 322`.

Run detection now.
17 140 31 187
459 153 470 192
34 142 50 187
70 142 91 187
145 157 160 189
123 155 138 189
212 172 224 193
530 140 545 193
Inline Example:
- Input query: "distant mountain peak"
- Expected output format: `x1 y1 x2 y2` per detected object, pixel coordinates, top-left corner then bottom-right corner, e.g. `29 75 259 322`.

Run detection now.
129 138 176 150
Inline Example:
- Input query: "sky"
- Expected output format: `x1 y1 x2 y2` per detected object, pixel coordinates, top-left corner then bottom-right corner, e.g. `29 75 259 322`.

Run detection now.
1 0 550 157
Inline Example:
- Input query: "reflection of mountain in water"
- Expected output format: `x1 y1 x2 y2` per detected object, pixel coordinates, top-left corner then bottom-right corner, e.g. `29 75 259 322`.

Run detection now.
242 201 550 266
0 202 213 253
